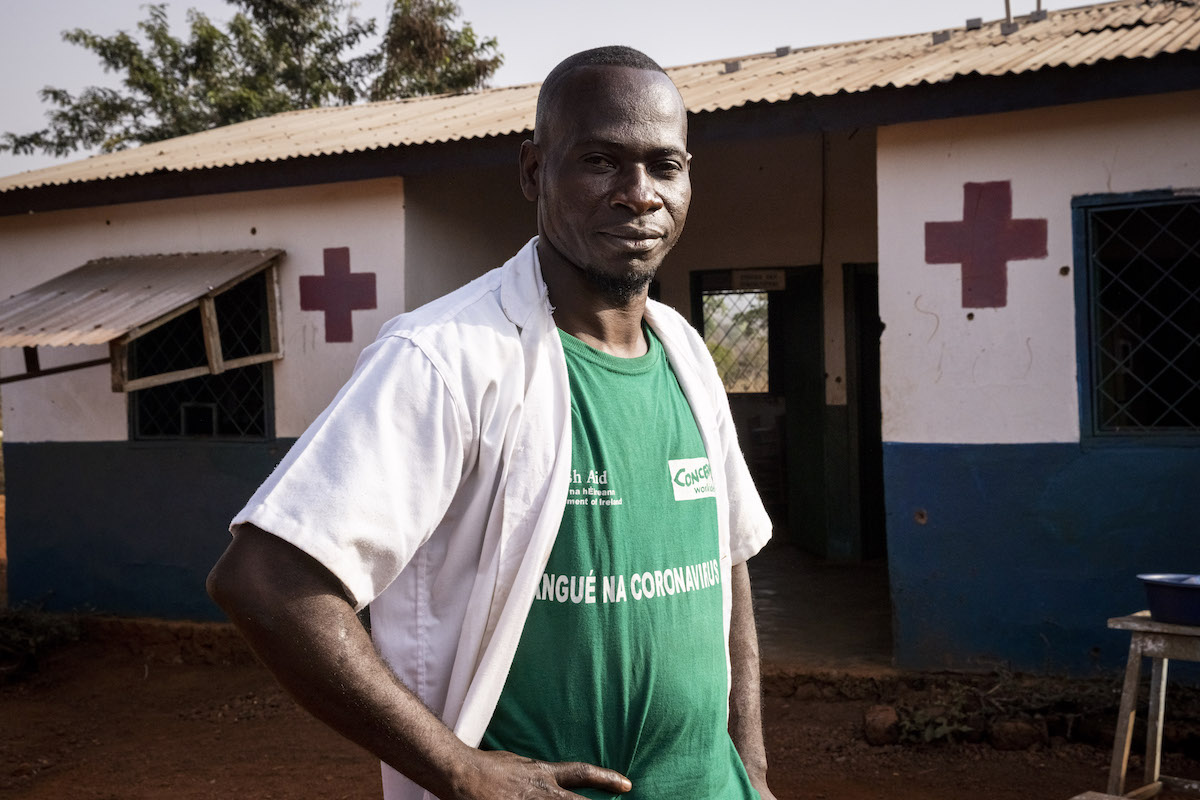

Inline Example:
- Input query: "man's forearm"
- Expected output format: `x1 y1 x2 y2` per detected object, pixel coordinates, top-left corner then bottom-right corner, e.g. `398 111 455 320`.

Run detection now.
207 526 632 800
728 562 771 790
207 526 474 798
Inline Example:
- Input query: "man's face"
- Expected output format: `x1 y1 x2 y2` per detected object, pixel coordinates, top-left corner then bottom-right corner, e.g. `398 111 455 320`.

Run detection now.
522 66 691 298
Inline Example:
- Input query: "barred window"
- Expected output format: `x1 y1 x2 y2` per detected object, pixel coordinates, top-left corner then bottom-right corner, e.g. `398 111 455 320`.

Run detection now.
1077 193 1200 437
127 270 276 440
702 291 770 394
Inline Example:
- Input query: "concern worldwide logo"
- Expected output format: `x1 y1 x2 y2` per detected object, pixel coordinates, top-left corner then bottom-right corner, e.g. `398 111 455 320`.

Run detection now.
667 457 716 501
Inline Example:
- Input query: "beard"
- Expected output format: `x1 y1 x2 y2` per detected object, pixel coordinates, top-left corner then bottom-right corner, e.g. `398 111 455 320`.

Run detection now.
576 261 656 305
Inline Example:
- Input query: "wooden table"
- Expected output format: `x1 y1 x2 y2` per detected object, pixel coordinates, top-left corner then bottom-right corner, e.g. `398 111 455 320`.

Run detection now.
1106 612 1200 798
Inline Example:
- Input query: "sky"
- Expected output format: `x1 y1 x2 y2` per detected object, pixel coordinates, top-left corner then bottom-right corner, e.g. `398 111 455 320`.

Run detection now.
0 0 1087 178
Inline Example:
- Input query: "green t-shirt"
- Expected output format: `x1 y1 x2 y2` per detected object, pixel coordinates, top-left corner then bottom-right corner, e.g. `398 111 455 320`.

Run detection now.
481 327 758 800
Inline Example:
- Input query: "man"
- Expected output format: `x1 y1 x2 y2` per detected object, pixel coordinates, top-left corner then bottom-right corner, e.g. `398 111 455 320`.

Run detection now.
208 46 775 800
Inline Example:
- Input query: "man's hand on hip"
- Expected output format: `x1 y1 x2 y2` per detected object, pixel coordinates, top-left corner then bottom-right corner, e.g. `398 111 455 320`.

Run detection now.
449 749 631 799
209 528 627 800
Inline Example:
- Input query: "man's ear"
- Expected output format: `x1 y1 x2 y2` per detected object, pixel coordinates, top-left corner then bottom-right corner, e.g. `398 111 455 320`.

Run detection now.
518 139 540 202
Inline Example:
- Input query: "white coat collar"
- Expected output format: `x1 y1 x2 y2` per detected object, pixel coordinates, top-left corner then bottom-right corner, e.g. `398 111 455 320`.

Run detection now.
499 237 550 330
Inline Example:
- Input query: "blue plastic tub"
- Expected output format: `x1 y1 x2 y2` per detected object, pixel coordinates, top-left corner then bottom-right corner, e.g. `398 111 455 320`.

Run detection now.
1138 574 1200 626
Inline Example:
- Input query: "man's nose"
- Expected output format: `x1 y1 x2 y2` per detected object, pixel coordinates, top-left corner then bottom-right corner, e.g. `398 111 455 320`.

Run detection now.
611 166 663 215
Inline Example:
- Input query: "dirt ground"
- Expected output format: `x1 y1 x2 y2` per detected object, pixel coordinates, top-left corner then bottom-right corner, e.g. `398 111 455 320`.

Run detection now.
3 617 1200 800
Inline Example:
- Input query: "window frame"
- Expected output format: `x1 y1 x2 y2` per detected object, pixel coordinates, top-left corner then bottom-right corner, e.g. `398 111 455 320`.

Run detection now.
110 259 282 393
690 268 804 398
127 359 276 442
1072 188 1200 447
119 259 282 442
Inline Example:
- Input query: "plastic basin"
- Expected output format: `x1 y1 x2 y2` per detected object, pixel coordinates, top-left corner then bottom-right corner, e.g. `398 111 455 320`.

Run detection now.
1138 574 1200 626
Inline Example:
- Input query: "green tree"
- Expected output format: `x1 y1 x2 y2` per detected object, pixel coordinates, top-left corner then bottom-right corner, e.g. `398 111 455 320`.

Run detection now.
2 0 502 158
368 0 501 100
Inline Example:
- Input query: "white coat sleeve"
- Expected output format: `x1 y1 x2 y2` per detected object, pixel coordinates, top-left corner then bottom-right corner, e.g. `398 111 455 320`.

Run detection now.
230 334 467 610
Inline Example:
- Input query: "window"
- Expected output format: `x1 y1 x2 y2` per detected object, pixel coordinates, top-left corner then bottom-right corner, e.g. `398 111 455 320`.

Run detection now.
0 249 282 436
702 291 770 393
691 268 794 395
125 269 277 440
1076 192 1200 438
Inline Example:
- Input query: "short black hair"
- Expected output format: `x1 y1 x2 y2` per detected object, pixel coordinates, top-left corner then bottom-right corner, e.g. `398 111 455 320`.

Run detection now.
535 46 668 140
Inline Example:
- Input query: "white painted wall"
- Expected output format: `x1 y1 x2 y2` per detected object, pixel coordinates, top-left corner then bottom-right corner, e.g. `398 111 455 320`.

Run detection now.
0 178 404 442
876 90 1200 445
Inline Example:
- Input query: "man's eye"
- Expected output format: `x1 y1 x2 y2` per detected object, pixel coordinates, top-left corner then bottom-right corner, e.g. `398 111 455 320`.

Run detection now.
653 161 683 175
583 155 614 169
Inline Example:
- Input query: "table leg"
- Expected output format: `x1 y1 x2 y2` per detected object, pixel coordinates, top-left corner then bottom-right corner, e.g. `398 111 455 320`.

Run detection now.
1109 637 1144 795
1145 657 1168 787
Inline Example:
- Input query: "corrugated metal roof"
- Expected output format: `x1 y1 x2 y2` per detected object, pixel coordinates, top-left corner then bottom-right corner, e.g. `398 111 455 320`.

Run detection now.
0 250 282 348
1 0 1196 193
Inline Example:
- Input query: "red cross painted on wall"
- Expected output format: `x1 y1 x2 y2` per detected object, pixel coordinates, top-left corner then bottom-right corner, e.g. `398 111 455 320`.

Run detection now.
925 181 1048 308
299 247 377 342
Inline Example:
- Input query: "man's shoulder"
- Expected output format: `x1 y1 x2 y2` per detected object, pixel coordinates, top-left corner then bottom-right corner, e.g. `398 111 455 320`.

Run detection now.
364 245 543 403
374 238 543 350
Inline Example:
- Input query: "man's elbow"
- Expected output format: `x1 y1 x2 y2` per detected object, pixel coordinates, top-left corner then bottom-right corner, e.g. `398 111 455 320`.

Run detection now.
206 526 351 624
206 526 270 620
206 542 246 618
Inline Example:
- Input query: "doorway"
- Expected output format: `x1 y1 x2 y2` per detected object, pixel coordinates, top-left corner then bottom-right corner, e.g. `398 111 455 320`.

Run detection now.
690 267 824 546
691 265 885 561
845 264 886 560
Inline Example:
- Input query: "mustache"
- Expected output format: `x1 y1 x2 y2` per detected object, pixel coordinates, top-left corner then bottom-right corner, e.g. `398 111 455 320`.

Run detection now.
600 225 666 239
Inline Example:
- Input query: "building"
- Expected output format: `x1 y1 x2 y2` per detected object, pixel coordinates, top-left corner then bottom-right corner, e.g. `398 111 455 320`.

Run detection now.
1 0 1197 672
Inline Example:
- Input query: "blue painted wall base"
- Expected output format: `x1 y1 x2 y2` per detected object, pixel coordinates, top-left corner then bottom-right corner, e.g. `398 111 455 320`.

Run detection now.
11 437 1199 677
4 440 294 620
884 441 1200 675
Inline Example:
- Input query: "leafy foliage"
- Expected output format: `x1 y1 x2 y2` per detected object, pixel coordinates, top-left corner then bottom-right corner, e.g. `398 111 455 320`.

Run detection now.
368 0 502 100
2 0 502 158
895 691 978 744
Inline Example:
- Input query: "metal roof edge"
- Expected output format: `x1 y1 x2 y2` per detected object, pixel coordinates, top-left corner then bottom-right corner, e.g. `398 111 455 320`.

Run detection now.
0 127 529 194
1 0 1196 204
5 54 1197 218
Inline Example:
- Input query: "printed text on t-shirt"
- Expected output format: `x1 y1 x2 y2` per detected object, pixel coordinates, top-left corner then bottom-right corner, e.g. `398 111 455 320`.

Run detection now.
532 558 721 605
667 457 716 501
566 467 624 506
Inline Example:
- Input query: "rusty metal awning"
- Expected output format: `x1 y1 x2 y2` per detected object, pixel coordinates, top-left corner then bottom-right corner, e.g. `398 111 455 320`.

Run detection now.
0 249 284 389
0 249 283 348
